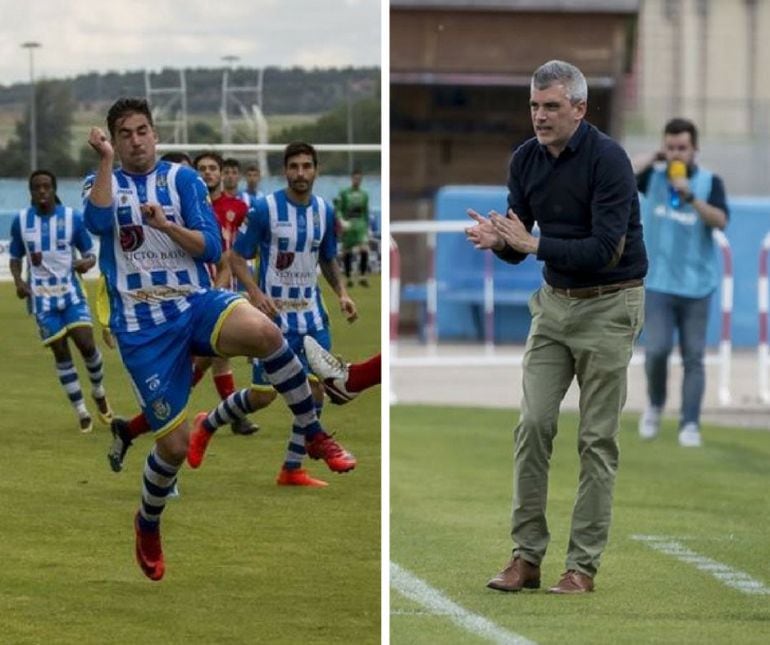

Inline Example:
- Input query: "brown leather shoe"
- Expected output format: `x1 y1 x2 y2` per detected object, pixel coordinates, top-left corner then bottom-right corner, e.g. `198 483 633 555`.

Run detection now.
548 570 594 594
486 557 541 592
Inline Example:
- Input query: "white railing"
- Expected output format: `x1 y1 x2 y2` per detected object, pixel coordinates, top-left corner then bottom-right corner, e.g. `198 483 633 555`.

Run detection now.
758 232 770 403
390 221 734 406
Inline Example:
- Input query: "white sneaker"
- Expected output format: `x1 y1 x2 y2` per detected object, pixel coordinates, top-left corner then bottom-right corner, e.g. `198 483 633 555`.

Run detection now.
638 406 662 440
302 336 357 405
678 423 703 448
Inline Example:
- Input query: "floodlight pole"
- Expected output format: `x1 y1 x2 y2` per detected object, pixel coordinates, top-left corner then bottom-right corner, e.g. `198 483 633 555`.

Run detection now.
21 41 42 172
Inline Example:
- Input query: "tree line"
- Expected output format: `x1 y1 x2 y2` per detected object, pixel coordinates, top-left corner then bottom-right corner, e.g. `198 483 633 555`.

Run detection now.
0 68 380 177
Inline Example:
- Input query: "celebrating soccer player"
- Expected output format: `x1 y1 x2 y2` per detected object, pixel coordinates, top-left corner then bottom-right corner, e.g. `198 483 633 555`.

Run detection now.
84 98 344 581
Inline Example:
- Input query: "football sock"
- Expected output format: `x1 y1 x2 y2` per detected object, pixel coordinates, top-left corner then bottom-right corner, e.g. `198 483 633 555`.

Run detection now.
347 353 382 392
261 339 321 470
202 388 256 433
213 371 236 400
344 252 353 279
128 413 151 438
83 349 106 398
191 363 206 387
56 360 88 417
137 447 180 531
359 249 369 276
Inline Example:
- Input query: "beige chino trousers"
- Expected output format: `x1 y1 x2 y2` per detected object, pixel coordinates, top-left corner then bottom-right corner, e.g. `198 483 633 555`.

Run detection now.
511 284 644 577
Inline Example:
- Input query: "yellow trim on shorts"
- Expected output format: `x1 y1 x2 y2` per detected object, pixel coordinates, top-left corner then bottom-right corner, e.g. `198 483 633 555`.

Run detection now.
210 297 249 357
153 407 188 440
41 321 93 346
95 275 111 328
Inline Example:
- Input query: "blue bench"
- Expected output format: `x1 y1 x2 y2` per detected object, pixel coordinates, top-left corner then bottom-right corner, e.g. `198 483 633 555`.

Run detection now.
401 259 543 341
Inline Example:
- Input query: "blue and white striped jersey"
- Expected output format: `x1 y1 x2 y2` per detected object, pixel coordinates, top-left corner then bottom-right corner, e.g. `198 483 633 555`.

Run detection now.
9 205 93 314
240 190 264 211
82 161 222 333
234 189 337 334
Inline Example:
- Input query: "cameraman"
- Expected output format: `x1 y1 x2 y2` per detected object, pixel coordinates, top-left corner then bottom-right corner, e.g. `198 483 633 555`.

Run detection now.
634 118 728 447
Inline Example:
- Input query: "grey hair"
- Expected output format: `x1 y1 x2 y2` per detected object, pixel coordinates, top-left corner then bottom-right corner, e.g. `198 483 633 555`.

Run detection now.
531 60 588 104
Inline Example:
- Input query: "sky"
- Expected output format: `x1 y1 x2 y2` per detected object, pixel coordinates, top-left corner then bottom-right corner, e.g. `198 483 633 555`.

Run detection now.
0 0 381 86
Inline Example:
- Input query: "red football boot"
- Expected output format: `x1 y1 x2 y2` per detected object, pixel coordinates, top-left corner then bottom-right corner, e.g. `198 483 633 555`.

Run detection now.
134 512 165 581
187 412 214 469
306 432 357 473
276 467 328 487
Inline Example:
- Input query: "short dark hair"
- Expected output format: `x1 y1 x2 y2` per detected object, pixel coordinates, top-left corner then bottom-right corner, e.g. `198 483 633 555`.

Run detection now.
245 162 260 173
28 169 62 204
29 169 57 192
106 97 154 137
193 151 224 170
160 151 192 166
223 157 241 170
284 141 318 167
664 117 698 148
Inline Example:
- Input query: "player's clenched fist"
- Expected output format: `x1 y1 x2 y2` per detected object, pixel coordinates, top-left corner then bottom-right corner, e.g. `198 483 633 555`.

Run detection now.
88 127 113 158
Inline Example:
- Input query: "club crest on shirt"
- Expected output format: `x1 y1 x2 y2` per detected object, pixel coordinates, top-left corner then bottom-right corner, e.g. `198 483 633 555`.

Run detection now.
151 397 171 421
275 251 295 270
119 224 145 252
30 251 43 267
226 209 235 223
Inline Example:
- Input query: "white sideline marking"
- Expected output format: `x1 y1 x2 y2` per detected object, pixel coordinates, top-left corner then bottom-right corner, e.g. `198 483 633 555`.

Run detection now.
390 562 537 645
632 535 770 595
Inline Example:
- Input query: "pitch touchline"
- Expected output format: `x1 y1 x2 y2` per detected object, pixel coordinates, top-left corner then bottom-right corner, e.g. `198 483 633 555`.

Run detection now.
390 562 538 645
631 535 770 595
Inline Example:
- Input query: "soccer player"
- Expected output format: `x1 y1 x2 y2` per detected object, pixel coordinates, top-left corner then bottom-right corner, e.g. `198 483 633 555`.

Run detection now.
9 170 113 433
85 98 342 581
243 162 264 201
192 151 257 434
335 168 371 287
303 336 381 405
186 141 359 477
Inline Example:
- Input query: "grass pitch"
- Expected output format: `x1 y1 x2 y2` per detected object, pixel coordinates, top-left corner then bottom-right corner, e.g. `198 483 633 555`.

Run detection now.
0 280 380 644
391 405 770 644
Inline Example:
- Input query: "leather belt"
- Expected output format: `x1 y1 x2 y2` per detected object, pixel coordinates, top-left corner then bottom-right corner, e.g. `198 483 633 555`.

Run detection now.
548 278 643 300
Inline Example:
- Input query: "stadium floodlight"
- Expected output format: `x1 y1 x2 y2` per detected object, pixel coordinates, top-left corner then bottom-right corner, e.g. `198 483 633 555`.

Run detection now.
221 55 240 145
21 41 42 172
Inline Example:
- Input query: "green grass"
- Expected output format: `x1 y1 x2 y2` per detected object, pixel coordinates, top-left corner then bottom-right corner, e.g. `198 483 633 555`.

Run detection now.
391 405 770 644
0 280 381 644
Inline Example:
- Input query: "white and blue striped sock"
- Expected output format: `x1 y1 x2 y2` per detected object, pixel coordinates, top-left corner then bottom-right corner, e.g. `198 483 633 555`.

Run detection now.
261 340 322 470
55 360 88 417
138 447 181 531
202 388 256 432
84 349 106 398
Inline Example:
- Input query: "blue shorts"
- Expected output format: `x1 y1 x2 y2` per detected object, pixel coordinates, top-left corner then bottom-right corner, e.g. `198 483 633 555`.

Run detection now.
116 289 245 435
36 300 92 345
251 327 331 388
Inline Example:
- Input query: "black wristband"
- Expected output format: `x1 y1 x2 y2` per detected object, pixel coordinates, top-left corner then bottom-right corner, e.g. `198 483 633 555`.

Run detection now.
683 192 695 204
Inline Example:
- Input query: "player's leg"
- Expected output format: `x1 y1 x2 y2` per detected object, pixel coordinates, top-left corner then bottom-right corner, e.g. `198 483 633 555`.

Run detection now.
296 329 357 474
210 356 258 435
40 309 92 432
343 247 354 287
199 293 354 482
357 240 370 286
69 321 112 424
192 355 212 388
118 318 194 581
303 336 381 404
